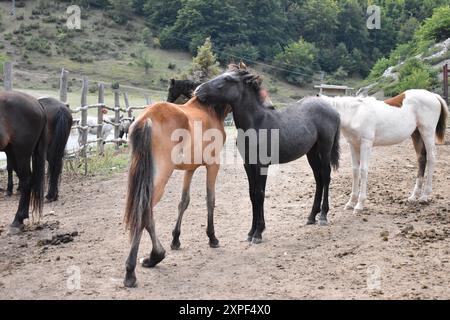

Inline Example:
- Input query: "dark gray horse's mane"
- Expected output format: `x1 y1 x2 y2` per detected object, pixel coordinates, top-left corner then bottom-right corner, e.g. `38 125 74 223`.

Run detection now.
227 64 264 104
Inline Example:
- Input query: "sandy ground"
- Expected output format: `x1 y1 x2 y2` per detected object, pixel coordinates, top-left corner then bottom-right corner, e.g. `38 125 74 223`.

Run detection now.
0 130 449 300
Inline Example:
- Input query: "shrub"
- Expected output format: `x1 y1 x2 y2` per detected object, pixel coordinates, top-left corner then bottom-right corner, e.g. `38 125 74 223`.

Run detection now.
384 59 438 96
25 37 51 55
367 57 391 80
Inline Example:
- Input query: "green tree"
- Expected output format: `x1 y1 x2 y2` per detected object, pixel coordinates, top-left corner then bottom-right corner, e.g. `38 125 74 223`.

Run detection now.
220 43 260 65
109 0 134 25
160 0 246 54
143 0 182 30
295 0 340 47
185 37 220 82
416 6 450 43
134 44 153 74
274 39 318 86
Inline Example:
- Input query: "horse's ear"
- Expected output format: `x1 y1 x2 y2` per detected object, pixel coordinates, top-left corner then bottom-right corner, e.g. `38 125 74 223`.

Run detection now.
170 79 175 85
239 61 247 70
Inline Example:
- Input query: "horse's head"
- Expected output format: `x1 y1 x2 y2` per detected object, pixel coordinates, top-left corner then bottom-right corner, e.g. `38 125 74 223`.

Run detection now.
195 64 262 107
167 79 178 103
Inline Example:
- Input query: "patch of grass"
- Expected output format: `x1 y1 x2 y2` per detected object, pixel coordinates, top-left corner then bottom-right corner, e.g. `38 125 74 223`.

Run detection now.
64 147 130 178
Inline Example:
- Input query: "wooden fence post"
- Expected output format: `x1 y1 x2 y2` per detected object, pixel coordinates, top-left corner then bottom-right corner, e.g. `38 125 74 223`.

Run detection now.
97 83 105 154
144 93 150 105
59 68 69 103
114 89 120 151
80 77 89 175
124 91 132 117
3 61 12 91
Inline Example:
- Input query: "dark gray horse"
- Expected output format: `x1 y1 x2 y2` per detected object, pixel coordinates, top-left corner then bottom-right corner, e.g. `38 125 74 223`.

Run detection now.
195 64 341 243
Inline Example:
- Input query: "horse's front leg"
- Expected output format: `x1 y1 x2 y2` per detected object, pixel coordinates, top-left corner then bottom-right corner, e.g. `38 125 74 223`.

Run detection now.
345 144 360 210
244 164 257 241
251 166 268 244
206 164 220 248
354 139 372 213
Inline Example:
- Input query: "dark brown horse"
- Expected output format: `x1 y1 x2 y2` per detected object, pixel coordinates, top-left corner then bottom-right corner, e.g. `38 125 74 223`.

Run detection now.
0 91 47 231
6 97 72 202
167 79 202 103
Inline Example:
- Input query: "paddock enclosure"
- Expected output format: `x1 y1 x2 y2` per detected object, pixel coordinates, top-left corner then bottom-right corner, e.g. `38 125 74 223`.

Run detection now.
1 128 449 299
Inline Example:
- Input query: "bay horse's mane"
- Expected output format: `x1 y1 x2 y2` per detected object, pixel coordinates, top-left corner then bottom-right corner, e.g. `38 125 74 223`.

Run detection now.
191 96 230 120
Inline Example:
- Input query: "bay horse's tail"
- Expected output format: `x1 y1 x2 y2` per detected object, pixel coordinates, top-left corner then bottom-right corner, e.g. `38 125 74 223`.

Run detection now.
330 118 340 171
124 118 153 240
46 106 73 199
31 120 47 218
435 94 448 144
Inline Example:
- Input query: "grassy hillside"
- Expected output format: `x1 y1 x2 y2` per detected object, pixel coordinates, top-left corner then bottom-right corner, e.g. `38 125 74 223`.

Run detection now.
0 1 315 106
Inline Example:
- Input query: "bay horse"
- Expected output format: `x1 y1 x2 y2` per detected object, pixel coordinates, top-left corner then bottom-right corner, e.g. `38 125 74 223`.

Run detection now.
194 64 341 243
167 79 202 103
320 89 448 213
123 97 230 287
0 91 47 231
6 97 72 202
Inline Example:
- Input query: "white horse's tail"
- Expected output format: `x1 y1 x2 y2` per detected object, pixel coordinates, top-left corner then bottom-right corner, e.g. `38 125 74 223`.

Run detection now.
435 94 448 144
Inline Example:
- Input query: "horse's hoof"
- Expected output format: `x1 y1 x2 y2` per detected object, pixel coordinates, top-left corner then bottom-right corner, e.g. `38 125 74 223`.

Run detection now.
123 273 137 288
5 190 12 197
247 235 253 242
142 250 166 268
306 219 316 225
418 196 429 204
344 203 354 210
209 239 220 248
407 196 418 203
8 225 24 235
353 208 364 214
170 241 181 250
318 219 328 226
251 237 262 244
45 195 58 202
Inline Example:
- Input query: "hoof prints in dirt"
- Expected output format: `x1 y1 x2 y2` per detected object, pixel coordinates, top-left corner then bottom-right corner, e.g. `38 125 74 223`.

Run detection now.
37 231 79 246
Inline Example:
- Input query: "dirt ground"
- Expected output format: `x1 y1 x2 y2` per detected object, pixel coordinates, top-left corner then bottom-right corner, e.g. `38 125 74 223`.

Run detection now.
1 130 450 300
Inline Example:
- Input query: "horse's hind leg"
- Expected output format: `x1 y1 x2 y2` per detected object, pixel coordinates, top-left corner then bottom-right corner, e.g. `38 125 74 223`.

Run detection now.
417 129 436 203
5 151 15 196
171 169 195 250
124 225 144 288
408 130 426 202
345 144 361 210
306 149 323 225
141 163 173 268
354 139 373 213
318 150 331 226
10 153 33 230
206 164 220 248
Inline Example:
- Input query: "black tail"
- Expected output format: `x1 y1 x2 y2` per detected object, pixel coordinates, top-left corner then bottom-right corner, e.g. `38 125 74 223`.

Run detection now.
124 119 153 239
46 107 73 201
30 120 47 218
330 119 340 171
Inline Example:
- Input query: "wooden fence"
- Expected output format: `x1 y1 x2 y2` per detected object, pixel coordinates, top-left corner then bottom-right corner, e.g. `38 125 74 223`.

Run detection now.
2 62 149 174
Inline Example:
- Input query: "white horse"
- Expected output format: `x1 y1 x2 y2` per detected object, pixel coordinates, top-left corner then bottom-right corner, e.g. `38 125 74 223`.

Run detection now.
321 89 448 213
77 116 113 147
